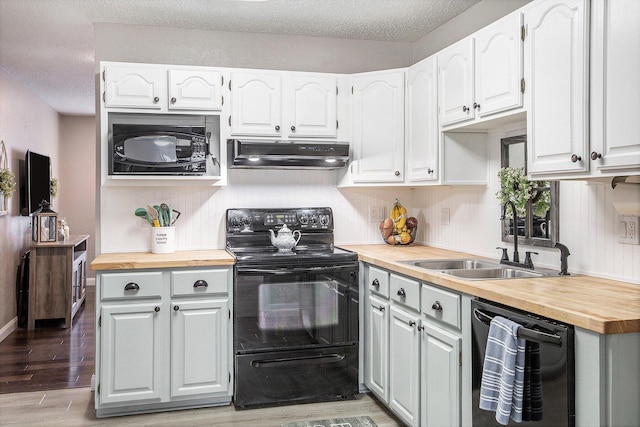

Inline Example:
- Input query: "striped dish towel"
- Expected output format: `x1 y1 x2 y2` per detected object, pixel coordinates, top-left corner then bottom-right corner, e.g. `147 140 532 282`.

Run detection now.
479 315 526 425
523 341 543 421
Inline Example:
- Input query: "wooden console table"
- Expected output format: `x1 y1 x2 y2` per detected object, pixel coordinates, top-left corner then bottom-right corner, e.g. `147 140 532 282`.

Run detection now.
28 235 89 329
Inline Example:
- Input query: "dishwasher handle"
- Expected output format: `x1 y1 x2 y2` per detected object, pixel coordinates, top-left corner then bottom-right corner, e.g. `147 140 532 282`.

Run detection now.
473 308 562 346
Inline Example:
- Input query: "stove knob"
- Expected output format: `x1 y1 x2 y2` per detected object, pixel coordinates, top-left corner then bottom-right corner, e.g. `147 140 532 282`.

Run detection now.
299 215 308 225
319 215 329 226
310 215 318 225
242 216 250 225
230 217 240 227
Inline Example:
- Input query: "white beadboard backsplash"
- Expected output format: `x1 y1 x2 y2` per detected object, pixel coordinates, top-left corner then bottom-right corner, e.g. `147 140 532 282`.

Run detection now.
100 141 639 284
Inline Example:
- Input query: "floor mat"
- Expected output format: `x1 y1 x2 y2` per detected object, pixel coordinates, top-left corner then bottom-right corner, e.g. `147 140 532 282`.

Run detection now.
281 415 378 427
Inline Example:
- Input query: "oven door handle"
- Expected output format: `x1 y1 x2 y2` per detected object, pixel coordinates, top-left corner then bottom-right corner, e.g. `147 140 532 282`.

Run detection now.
473 308 562 346
251 353 346 368
238 264 356 275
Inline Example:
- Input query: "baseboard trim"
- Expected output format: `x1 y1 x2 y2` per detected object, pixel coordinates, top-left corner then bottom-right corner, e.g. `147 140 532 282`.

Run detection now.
0 316 18 343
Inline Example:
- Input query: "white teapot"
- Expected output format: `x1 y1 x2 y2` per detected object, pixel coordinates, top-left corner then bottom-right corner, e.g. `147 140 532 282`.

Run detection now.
269 224 301 252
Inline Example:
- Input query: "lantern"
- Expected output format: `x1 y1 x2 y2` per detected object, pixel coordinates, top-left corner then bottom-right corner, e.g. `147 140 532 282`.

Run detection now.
32 200 57 242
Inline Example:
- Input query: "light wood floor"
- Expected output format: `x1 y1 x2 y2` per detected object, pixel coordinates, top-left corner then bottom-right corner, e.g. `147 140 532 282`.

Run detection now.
0 387 403 426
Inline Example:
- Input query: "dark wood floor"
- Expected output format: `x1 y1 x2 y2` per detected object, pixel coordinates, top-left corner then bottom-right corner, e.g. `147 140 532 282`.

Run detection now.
0 286 95 394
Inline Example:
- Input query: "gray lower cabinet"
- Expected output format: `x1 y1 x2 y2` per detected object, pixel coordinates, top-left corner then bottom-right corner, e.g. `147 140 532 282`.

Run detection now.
363 263 467 426
94 267 232 417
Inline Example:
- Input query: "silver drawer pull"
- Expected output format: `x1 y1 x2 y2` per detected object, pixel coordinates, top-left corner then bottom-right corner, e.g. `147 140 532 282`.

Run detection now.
193 280 209 288
432 301 443 312
124 282 140 291
378 306 385 312
409 320 416 327
397 288 406 298
372 279 380 288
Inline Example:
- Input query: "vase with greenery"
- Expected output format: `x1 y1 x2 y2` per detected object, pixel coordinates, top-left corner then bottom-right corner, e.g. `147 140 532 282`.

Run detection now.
0 167 16 211
50 177 59 198
496 166 550 219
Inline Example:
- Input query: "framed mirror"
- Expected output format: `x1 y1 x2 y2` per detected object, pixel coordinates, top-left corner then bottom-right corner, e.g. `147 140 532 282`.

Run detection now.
500 135 559 248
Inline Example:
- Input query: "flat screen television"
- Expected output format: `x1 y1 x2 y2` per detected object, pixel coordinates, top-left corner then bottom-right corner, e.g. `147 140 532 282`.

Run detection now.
20 150 51 216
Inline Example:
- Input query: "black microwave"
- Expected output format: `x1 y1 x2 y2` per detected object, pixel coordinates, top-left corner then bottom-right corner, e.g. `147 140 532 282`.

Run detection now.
108 113 219 176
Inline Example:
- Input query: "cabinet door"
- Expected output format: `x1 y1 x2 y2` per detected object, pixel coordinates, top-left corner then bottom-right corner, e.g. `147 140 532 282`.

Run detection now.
99 302 164 405
230 72 282 136
285 76 337 138
475 12 524 118
171 298 229 398
438 38 475 127
421 323 461 427
590 0 640 172
525 0 589 176
365 295 389 402
168 69 223 111
351 71 405 182
388 306 420 427
103 66 165 109
406 56 439 182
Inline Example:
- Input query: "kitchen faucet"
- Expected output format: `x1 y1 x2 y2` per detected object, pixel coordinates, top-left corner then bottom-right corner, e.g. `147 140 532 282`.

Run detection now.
497 201 539 269
501 200 520 263
555 242 571 275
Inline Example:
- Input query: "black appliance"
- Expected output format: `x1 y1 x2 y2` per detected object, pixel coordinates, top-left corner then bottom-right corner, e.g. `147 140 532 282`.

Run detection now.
226 207 359 409
471 299 575 426
227 139 349 169
108 113 218 175
20 150 51 216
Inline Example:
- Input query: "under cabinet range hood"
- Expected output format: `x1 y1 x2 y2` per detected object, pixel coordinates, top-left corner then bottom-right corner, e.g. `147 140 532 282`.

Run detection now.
228 139 349 169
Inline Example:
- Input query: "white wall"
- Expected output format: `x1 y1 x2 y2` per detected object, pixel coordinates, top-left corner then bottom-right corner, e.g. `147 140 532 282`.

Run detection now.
0 70 62 332
60 115 96 277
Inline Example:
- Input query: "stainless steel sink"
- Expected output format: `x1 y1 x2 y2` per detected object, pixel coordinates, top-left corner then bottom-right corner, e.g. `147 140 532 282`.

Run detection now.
401 258 500 270
399 258 554 280
441 268 546 280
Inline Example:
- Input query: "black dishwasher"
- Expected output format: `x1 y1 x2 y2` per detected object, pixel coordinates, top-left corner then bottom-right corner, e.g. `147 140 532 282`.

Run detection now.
471 299 575 426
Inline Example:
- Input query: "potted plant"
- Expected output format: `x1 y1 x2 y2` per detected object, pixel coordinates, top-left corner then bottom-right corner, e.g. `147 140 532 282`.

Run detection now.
50 177 59 199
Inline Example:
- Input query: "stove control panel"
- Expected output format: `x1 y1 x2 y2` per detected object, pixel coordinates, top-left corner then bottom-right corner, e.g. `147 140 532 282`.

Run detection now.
226 208 333 232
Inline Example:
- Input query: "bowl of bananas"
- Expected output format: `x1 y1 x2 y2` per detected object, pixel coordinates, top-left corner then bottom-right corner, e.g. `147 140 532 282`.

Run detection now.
379 199 418 245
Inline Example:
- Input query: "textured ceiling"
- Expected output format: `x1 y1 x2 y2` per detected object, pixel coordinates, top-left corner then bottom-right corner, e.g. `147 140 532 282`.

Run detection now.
0 0 480 115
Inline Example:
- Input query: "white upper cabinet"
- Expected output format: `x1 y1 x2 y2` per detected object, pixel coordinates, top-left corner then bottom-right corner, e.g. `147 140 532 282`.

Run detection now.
406 56 439 182
168 69 224 111
589 0 640 174
104 65 166 110
438 38 475 127
285 76 338 138
525 0 589 176
230 71 283 137
103 64 223 111
230 71 339 138
438 11 524 129
351 70 405 183
475 12 524 118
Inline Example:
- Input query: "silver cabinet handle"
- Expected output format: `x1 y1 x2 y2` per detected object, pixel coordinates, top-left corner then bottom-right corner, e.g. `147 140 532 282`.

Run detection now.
153 96 160 103
473 102 480 110
193 280 208 288
124 282 139 291
462 105 469 112
432 301 443 312
170 97 177 104
291 125 296 132
372 279 380 288
394 171 401 176
275 125 280 131
571 154 582 163
409 320 416 327
397 288 406 298
378 306 385 312
154 306 160 312
173 305 180 311
590 151 602 160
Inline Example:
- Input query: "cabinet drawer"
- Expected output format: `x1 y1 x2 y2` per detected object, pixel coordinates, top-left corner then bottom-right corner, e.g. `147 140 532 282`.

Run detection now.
101 271 163 300
368 266 390 298
390 274 420 312
421 283 460 329
171 269 229 296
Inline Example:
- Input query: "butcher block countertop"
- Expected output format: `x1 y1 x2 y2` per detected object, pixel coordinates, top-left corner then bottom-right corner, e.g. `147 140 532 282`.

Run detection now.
341 244 640 335
90 250 235 271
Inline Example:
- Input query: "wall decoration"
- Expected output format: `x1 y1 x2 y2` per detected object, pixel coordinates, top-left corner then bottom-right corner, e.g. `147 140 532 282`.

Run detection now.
0 139 16 215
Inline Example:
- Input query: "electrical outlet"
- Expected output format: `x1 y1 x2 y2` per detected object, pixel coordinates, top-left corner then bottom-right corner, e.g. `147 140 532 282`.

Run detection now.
618 215 640 244
369 206 385 223
441 208 450 226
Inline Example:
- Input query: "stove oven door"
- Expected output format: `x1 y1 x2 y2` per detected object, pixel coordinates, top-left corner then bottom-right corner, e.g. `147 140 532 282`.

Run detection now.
234 263 358 353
